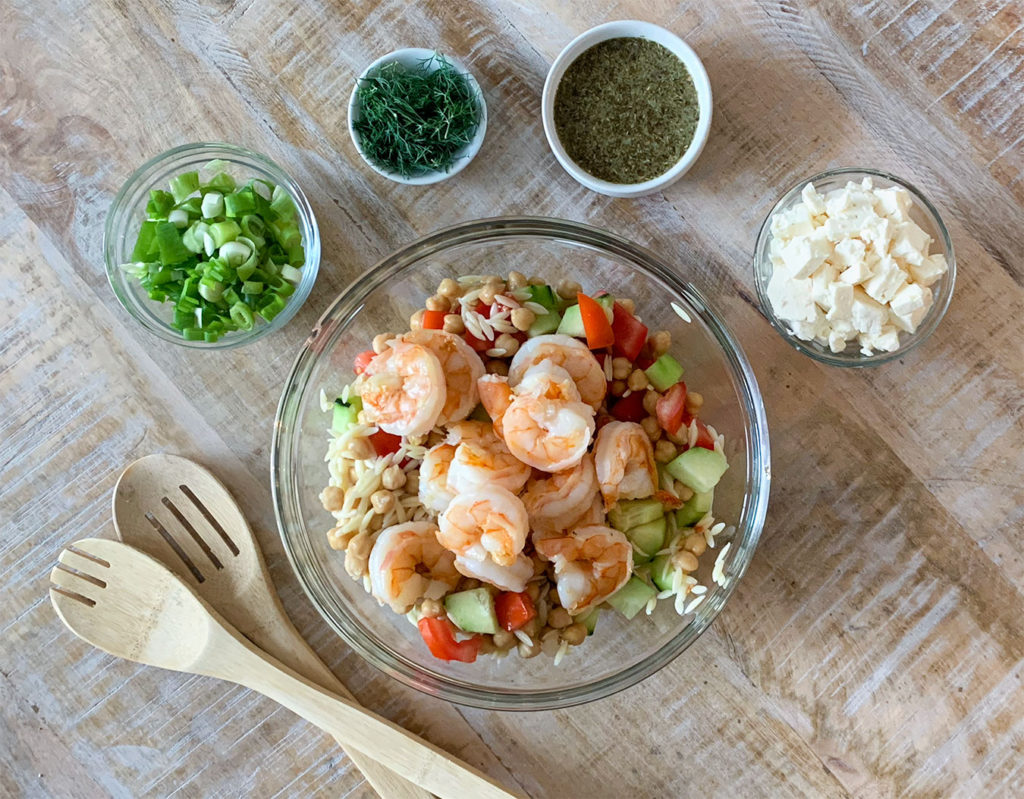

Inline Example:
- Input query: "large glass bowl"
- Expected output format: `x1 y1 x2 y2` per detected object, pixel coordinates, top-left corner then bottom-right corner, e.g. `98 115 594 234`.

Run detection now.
272 217 771 710
104 142 320 349
753 167 955 366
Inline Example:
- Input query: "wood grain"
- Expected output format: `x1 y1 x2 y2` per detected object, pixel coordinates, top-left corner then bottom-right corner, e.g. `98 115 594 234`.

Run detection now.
2 0 1022 796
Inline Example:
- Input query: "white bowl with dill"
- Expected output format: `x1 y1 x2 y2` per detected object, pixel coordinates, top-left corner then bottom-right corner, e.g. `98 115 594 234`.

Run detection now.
348 49 487 186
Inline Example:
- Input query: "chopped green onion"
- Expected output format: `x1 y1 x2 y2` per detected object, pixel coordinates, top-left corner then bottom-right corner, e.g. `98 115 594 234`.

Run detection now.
201 191 225 219
181 327 204 341
270 185 297 219
230 301 254 330
219 240 251 266
169 171 200 203
168 208 190 228
280 264 302 284
155 221 191 265
204 172 236 194
176 196 202 216
224 189 256 218
198 277 225 302
252 180 272 200
209 220 240 248
146 190 175 219
241 280 263 294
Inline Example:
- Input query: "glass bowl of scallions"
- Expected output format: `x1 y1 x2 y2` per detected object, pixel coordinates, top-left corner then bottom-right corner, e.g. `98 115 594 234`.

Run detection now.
104 142 320 348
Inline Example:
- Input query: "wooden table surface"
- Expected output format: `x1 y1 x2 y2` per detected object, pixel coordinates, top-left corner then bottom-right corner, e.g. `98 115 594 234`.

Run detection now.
3 0 1022 796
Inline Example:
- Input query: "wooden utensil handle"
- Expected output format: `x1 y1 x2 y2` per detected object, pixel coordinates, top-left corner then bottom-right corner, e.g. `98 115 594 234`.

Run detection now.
203 620 522 799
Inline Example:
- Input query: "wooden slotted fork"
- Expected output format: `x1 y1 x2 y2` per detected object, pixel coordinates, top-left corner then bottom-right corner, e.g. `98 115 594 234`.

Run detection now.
48 537 521 799
111 454 429 799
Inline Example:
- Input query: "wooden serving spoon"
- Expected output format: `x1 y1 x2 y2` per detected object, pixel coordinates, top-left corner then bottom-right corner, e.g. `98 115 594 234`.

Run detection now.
48 537 522 799
111 454 430 799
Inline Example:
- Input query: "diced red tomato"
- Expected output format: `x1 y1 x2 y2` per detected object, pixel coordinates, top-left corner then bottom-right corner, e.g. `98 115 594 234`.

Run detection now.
494 591 537 632
655 382 688 435
692 419 716 450
421 309 446 330
464 330 492 352
353 349 376 375
418 617 481 663
369 430 402 457
474 301 493 318
610 390 647 423
577 292 615 349
611 302 648 361
635 340 655 370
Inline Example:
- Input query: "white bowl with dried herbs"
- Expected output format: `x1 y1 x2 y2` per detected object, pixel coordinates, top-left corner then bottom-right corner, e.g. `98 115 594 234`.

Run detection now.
542 21 712 198
348 48 488 185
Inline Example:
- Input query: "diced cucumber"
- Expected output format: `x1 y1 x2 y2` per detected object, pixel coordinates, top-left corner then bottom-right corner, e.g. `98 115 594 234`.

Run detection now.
607 498 664 532
625 515 667 562
666 447 728 494
444 588 499 634
468 403 491 422
555 304 585 337
606 576 658 620
332 396 363 433
527 284 559 312
528 311 562 337
595 294 614 323
675 489 714 527
650 554 676 592
579 607 600 636
644 353 685 392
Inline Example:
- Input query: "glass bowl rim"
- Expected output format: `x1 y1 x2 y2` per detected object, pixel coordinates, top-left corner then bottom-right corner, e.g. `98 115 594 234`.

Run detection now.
271 215 771 710
752 166 956 367
102 141 321 350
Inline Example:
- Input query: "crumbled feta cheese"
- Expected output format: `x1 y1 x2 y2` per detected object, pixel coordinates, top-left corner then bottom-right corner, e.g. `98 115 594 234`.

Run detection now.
765 178 945 356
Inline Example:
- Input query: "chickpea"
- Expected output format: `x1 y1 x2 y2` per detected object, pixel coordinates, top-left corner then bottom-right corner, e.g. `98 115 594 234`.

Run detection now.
673 550 700 572
627 369 649 392
319 486 345 512
486 359 509 376
459 577 481 591
667 428 688 447
372 332 395 354
381 464 406 490
510 307 536 331
526 580 542 601
556 278 582 299
493 629 516 650
549 586 561 607
404 472 419 494
518 640 541 659
650 330 671 356
344 532 372 579
610 379 627 396
677 484 694 502
520 616 541 638
478 637 497 656
654 439 677 463
478 286 496 305
561 622 587 646
425 294 450 312
442 313 465 334
494 332 520 357
420 597 445 618
643 389 661 416
547 607 572 629
327 525 356 551
685 390 704 415
482 274 502 287
618 298 636 315
507 270 527 290
370 489 394 514
541 628 562 656
683 533 707 556
409 309 425 330
438 277 460 298
532 555 547 576
528 274 545 286
641 416 662 442
611 357 632 380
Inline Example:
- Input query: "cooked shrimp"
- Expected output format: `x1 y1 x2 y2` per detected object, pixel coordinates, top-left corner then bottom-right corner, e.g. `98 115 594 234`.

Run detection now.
509 334 607 410
401 329 485 424
533 525 633 614
368 522 460 613
438 486 529 567
454 551 533 593
419 443 457 514
521 454 597 532
593 420 658 510
360 341 446 437
445 420 531 494
477 374 513 437
498 363 595 472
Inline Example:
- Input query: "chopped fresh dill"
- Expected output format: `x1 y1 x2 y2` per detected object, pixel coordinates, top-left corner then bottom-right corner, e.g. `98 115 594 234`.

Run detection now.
353 54 480 178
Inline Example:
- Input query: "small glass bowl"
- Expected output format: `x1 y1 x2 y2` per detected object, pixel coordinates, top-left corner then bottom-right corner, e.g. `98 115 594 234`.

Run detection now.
103 142 320 349
753 167 955 366
272 217 771 710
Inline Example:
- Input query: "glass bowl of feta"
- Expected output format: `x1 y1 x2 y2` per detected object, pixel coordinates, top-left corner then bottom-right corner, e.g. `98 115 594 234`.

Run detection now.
753 167 955 366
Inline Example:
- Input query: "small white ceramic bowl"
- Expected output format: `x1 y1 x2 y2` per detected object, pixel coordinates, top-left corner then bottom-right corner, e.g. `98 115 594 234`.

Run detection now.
348 48 487 186
542 21 712 198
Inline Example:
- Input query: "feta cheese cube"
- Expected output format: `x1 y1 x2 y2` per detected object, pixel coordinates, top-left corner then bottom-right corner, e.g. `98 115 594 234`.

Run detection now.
828 329 852 353
833 238 866 268
889 304 928 333
771 204 816 240
789 306 829 342
873 186 912 222
889 282 930 317
850 288 888 335
839 257 874 285
909 252 948 287
826 282 854 323
823 203 875 242
862 255 908 304
800 182 826 215
767 271 817 323
873 325 902 352
810 263 839 309
890 220 932 266
779 231 831 279
860 214 893 255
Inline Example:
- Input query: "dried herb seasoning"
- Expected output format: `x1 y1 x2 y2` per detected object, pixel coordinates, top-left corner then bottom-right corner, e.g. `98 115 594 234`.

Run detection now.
554 37 699 184
354 55 479 177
